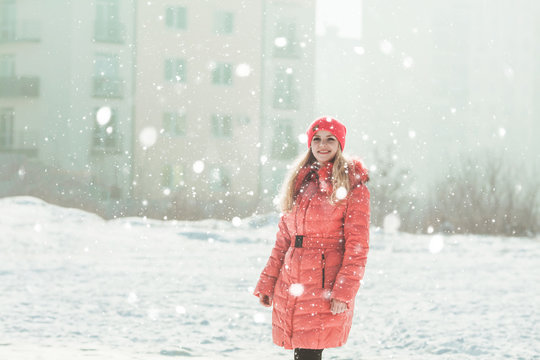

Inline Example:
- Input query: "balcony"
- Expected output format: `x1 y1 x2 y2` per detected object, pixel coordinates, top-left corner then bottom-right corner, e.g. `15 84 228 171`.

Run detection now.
273 90 300 110
0 20 41 43
273 43 301 59
0 76 40 97
91 133 124 155
94 20 125 44
0 130 39 157
92 76 123 98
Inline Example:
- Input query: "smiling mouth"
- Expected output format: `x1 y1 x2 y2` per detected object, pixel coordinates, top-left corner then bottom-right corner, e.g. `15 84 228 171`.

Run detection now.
318 151 330 154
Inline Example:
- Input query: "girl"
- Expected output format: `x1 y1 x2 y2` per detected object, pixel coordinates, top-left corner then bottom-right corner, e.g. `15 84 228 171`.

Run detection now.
254 117 370 360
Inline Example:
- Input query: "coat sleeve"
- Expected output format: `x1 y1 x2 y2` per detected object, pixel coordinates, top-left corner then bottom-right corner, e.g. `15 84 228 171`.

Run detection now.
253 215 292 298
331 183 370 306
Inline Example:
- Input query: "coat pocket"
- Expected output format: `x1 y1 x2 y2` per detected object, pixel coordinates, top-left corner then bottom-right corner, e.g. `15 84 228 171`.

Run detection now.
321 253 326 289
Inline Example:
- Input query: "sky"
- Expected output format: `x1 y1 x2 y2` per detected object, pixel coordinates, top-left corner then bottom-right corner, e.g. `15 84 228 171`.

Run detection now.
316 0 362 38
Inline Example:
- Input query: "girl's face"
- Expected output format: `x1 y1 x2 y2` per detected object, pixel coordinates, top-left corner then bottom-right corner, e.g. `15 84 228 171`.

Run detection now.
311 130 339 165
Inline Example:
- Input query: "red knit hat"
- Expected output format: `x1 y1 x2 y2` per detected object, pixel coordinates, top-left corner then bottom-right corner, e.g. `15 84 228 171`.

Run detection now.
306 117 347 151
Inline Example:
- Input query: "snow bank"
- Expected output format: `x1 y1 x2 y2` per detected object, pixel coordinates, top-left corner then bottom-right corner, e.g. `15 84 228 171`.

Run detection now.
0 197 538 359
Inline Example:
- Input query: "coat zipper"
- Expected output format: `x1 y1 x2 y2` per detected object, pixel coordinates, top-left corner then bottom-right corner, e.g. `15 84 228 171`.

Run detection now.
321 253 326 289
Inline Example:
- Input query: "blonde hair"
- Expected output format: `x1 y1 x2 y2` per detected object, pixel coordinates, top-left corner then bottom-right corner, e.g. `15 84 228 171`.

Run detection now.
279 146 351 213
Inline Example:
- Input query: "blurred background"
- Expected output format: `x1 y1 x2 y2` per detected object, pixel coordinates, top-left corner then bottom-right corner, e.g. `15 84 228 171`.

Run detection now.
0 0 539 236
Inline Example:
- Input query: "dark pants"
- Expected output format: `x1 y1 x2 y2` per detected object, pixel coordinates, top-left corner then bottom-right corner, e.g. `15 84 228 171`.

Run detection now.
294 348 323 360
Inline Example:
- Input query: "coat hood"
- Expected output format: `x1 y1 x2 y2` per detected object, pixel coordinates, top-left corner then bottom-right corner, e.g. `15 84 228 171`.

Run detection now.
347 158 369 187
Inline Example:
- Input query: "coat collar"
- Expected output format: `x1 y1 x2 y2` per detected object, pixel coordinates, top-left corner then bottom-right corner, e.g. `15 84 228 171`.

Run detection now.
294 161 334 195
294 159 369 198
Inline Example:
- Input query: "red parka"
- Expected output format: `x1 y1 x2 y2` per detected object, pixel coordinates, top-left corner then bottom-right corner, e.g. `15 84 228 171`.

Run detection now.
254 159 370 350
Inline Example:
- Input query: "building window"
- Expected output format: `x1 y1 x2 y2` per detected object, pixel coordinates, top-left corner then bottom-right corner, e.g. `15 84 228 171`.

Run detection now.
165 7 187 30
0 0 16 42
212 63 232 86
211 114 232 137
273 20 300 58
93 53 123 98
0 107 14 148
95 53 119 77
95 0 123 43
163 112 186 136
271 118 298 160
162 165 172 189
165 58 186 83
273 67 298 109
209 166 230 191
0 54 15 76
214 11 234 35
0 54 39 97
0 76 39 97
162 163 185 189
92 107 120 152
236 115 250 126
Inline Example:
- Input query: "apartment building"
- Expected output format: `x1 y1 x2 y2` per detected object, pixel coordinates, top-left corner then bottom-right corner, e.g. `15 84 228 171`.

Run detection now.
0 0 40 158
260 0 316 204
133 0 315 217
0 0 315 217
0 0 136 200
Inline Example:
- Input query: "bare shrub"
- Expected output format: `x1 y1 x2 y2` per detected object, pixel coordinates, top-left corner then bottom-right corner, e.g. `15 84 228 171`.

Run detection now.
368 145 422 232
0 157 106 216
427 153 539 236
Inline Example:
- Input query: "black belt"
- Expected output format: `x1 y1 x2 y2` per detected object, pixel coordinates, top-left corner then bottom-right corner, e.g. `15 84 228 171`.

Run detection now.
292 235 344 249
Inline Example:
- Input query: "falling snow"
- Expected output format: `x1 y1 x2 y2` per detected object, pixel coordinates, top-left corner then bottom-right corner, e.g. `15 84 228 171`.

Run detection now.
289 283 305 297
335 186 348 200
2 0 540 358
192 160 205 174
139 127 158 148
428 234 445 254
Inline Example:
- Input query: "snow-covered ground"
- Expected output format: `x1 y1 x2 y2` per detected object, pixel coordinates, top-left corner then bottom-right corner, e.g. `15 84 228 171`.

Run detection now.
0 197 539 360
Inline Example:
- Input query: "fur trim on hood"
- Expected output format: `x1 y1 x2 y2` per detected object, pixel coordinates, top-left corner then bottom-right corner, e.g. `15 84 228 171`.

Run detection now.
347 158 369 187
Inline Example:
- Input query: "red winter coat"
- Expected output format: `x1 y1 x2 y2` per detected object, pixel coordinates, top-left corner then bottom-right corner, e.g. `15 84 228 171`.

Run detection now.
254 159 370 350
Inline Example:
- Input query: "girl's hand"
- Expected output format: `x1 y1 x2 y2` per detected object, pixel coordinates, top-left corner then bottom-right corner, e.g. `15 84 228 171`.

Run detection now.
259 294 272 307
330 298 347 315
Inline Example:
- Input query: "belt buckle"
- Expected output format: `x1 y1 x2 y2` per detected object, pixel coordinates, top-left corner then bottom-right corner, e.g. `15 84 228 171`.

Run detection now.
295 235 304 248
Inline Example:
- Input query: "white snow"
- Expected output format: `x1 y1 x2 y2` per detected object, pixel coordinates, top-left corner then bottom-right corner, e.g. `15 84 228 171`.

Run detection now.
139 127 157 148
298 133 308 144
274 37 287 48
253 312 265 324
96 106 112 126
336 186 348 200
289 283 305 297
383 212 401 234
353 46 365 55
402 56 414 69
0 196 539 359
428 234 445 254
232 217 242 227
379 39 393 55
235 63 252 77
17 167 26 179
193 160 205 174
